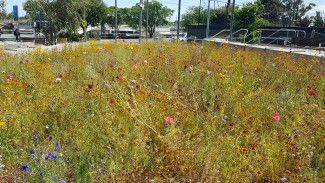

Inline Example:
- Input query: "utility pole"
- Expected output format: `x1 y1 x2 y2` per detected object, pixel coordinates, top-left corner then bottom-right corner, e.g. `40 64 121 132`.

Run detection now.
206 0 211 38
229 0 235 41
198 0 202 24
115 0 118 43
146 0 149 40
139 0 144 43
176 0 181 42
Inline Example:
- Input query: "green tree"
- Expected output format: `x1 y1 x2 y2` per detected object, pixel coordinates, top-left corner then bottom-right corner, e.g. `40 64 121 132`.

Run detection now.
79 0 107 41
181 6 229 28
314 11 324 27
125 1 173 38
181 6 206 27
235 0 269 31
281 0 315 27
0 0 7 20
101 7 129 30
261 0 284 25
24 0 83 44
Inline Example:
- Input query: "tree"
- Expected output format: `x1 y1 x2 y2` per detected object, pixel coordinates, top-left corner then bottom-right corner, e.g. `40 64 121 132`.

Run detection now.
235 0 268 31
24 0 84 44
79 0 107 41
261 0 284 25
125 1 173 38
298 16 311 27
0 0 6 20
314 11 324 27
181 6 206 27
101 7 129 30
281 0 315 27
181 6 229 28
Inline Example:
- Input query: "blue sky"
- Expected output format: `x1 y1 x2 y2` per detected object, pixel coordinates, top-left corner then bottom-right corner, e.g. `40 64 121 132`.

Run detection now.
6 0 325 21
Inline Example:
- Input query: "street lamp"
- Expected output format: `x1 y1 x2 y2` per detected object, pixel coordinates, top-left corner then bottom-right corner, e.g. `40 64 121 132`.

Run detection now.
176 0 181 42
139 0 144 43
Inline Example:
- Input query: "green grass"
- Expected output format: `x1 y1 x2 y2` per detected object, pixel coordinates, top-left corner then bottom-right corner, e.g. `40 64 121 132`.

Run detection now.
0 42 324 182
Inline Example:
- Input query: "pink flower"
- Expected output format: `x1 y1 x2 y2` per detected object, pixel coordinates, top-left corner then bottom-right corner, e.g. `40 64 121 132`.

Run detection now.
144 60 148 64
164 116 174 123
272 113 280 122
7 73 14 81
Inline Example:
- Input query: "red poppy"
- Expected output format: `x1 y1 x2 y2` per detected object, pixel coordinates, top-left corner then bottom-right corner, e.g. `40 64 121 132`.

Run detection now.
308 90 316 97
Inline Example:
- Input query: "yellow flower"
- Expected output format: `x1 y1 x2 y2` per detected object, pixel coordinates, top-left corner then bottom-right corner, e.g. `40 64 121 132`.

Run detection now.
0 121 5 128
218 72 225 79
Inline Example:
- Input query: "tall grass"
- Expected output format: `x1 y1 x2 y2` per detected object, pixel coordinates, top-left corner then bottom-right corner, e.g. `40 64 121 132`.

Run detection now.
0 42 324 182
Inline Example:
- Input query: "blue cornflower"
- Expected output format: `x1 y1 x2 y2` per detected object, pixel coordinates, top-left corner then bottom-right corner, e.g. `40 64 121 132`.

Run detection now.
51 176 57 181
20 165 32 173
20 165 29 171
46 152 54 159
26 167 32 173
55 142 59 152
29 149 36 155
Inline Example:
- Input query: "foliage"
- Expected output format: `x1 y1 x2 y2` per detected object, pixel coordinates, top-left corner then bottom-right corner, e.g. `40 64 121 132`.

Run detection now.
125 1 174 38
281 0 315 27
313 11 324 28
181 6 229 28
235 0 269 31
261 0 284 25
0 42 324 182
101 7 130 29
0 0 6 20
24 0 84 44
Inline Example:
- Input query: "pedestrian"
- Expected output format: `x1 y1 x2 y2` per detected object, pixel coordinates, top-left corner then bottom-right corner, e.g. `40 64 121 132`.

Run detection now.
14 28 20 42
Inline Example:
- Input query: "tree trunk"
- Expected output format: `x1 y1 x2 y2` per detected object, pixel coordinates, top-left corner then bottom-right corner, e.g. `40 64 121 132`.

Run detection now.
83 27 87 42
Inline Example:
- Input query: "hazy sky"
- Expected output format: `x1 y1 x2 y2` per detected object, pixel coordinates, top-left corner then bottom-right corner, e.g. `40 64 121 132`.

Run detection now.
6 0 325 20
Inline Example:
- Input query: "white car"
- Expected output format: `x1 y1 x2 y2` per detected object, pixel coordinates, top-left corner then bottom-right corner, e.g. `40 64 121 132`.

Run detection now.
171 33 188 42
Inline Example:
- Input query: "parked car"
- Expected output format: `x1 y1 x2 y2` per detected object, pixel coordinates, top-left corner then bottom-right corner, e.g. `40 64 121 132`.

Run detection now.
171 33 188 42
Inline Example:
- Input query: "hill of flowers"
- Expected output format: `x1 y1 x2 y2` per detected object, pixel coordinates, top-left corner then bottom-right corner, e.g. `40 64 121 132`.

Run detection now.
0 42 324 182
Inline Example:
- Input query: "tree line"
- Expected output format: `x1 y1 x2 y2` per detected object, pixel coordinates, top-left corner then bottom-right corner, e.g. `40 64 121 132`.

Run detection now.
0 0 323 44
21 0 173 44
182 0 323 30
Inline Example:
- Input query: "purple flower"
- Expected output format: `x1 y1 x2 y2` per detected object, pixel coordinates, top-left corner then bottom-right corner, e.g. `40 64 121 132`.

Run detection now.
55 142 59 152
53 154 58 159
29 149 36 155
59 180 66 183
6 114 10 119
51 176 57 181
33 137 38 141
21 165 32 173
33 130 39 135
49 135 53 140
20 165 29 171
26 167 32 173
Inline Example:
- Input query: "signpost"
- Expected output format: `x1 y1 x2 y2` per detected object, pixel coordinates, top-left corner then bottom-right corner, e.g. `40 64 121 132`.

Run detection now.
13 5 19 21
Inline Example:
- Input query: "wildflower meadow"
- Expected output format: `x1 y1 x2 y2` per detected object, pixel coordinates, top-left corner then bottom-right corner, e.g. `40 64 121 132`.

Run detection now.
0 42 324 182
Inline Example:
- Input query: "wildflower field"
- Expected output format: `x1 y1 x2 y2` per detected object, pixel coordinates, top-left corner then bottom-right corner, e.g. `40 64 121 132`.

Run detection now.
0 42 324 182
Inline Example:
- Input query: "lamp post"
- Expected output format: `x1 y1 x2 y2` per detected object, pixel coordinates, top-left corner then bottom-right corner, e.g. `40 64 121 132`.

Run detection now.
230 0 235 41
139 0 144 43
115 0 118 43
176 0 181 42
206 0 211 38
146 0 149 40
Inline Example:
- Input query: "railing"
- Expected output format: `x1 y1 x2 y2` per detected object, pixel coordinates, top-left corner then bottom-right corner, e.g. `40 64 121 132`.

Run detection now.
209 29 248 43
258 29 306 46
